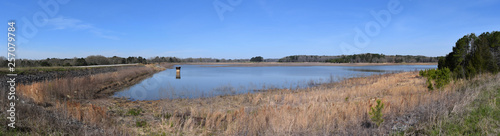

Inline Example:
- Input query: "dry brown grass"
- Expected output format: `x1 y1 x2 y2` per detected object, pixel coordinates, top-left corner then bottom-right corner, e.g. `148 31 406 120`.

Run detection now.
17 65 156 103
59 101 109 125
2 64 163 135
124 71 483 135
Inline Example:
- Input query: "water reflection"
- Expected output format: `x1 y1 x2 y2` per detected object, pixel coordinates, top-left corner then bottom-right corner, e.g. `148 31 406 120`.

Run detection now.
176 67 181 79
347 69 387 72
114 64 437 100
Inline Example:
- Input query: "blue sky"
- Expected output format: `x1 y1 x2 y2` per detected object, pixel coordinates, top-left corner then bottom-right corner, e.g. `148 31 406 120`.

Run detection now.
1 0 499 59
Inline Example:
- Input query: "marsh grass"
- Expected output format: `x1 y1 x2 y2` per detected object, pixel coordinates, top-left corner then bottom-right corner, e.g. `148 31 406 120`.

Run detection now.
17 66 156 104
127 72 461 135
1 64 163 135
60 101 109 125
119 71 499 135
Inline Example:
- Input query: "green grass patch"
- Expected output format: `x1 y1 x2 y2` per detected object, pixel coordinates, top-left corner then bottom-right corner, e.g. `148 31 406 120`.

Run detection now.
127 108 143 116
425 88 500 135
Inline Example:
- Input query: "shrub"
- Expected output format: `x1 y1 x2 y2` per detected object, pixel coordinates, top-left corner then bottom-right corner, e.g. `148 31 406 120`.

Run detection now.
419 68 451 90
436 68 451 88
427 78 434 90
369 99 384 127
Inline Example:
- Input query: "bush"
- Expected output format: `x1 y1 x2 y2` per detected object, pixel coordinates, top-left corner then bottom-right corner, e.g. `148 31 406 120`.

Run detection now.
369 99 384 127
436 68 451 88
427 78 434 90
419 68 451 90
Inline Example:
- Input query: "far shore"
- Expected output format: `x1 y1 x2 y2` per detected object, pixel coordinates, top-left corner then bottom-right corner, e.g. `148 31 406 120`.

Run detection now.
180 62 438 67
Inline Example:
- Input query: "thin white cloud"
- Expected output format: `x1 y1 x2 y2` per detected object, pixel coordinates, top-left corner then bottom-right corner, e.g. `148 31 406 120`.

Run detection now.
45 16 119 40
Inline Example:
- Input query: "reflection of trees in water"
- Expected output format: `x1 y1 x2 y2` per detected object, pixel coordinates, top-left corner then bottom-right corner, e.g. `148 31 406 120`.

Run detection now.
118 65 435 100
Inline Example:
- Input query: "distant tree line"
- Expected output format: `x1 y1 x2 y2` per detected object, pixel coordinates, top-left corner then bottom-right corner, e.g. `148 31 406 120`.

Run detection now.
250 56 264 62
0 52 444 68
149 56 278 63
278 55 338 62
278 53 438 63
0 55 279 67
438 31 500 79
0 55 148 67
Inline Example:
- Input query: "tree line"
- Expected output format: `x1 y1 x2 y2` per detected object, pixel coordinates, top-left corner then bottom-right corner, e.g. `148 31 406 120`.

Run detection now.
0 53 444 68
438 31 500 79
0 55 148 67
278 54 438 63
420 31 499 90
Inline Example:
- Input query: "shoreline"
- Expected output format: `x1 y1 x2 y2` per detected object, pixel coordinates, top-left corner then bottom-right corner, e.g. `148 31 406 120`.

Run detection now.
95 63 175 98
99 71 456 135
6 63 442 135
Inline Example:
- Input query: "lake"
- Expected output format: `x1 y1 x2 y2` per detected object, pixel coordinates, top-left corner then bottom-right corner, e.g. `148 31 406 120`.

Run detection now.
114 64 436 100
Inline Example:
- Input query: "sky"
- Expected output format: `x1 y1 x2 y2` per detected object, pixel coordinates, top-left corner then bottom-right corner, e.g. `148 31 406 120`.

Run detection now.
1 0 499 59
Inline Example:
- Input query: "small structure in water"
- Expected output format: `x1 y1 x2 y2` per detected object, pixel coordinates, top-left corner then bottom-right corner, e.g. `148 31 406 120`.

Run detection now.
176 67 181 79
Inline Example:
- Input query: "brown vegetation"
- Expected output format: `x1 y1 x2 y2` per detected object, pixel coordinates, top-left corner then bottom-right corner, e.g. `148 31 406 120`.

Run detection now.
0 64 167 135
143 72 441 135
16 65 157 104
3 64 499 135
104 72 499 135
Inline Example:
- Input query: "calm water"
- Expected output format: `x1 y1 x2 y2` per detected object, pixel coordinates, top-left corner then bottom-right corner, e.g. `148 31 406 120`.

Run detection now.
114 65 436 100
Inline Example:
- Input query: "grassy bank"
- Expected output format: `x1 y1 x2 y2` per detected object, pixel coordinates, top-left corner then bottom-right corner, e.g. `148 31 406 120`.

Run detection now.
2 67 498 135
411 74 500 135
0 63 171 135
102 72 498 135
